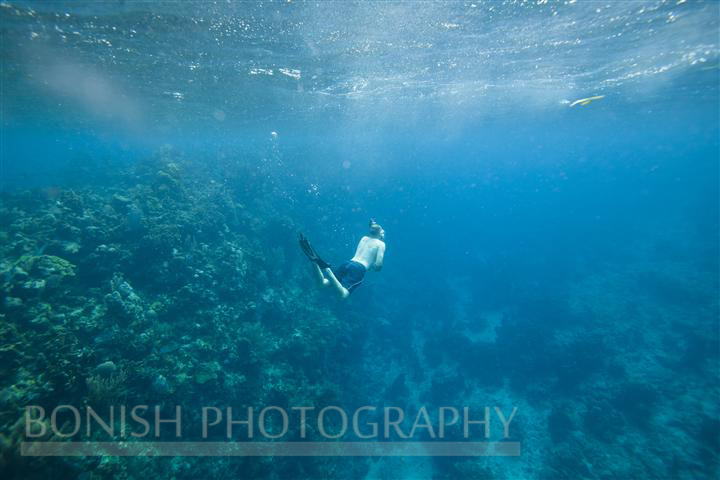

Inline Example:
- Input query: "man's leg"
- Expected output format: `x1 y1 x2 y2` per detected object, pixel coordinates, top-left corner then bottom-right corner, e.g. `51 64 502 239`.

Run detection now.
312 263 330 287
323 268 350 298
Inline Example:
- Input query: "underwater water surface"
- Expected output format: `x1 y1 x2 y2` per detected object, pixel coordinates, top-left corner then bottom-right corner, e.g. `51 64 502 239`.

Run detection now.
0 1 719 479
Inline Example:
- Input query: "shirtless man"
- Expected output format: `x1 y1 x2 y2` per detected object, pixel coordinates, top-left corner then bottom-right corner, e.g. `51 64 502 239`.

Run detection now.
299 219 385 298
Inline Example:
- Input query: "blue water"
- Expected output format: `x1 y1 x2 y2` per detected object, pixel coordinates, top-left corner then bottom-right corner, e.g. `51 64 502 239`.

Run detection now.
1 1 719 479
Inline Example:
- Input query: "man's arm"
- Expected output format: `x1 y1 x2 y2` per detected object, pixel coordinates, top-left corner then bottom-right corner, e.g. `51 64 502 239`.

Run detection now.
374 242 385 271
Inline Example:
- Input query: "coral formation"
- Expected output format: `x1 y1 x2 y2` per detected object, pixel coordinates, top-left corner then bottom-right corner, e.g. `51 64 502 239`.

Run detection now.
0 155 351 479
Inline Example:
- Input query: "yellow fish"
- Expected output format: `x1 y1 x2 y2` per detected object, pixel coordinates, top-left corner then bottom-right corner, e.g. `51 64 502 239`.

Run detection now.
570 95 605 107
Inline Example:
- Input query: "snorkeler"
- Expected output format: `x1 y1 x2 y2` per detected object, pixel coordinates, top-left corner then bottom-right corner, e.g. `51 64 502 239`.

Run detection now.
299 219 385 299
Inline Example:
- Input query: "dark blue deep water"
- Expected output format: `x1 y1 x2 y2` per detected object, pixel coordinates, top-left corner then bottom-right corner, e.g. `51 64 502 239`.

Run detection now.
1 1 718 479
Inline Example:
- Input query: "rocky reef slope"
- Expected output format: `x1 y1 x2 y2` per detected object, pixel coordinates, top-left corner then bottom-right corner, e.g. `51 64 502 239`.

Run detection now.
0 155 361 479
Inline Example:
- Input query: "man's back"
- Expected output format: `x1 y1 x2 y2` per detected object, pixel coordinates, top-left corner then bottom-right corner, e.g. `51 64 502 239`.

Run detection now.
351 236 385 270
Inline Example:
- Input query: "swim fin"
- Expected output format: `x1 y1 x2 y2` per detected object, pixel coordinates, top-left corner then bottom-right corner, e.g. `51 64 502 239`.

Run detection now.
298 234 331 269
299 234 314 258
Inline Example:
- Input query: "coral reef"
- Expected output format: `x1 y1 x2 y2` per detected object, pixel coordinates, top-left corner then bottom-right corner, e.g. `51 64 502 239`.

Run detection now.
0 155 347 479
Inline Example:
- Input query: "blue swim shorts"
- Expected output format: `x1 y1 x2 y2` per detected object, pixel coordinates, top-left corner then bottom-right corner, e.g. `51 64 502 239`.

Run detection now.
331 260 366 293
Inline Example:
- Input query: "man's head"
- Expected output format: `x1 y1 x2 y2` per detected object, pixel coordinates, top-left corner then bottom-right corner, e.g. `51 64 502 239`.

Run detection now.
369 219 385 241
